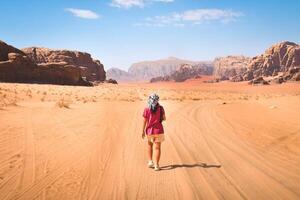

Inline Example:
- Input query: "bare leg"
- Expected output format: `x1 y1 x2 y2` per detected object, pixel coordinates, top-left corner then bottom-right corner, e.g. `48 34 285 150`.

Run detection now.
154 142 161 165
148 141 153 161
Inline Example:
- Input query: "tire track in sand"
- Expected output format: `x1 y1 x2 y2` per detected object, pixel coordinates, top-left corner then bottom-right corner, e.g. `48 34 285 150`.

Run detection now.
20 107 36 190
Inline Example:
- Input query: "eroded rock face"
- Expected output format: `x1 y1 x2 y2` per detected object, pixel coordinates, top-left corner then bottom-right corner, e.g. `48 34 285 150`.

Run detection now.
22 47 106 81
282 67 300 81
239 41 300 84
171 63 213 82
0 40 92 86
150 63 213 83
0 40 25 61
213 42 300 83
246 41 300 79
0 52 37 83
213 56 251 80
36 62 92 86
129 57 212 81
0 40 38 82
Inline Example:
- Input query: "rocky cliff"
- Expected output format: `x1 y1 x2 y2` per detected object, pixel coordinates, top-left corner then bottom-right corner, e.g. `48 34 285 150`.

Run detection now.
213 42 300 83
213 56 251 81
0 40 92 86
22 47 106 81
244 41 300 80
0 40 26 61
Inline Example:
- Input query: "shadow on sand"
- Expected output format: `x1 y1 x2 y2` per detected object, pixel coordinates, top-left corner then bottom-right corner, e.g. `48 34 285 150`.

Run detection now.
160 163 221 171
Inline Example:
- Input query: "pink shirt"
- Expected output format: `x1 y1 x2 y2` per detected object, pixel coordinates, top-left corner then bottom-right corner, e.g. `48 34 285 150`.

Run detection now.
143 105 165 135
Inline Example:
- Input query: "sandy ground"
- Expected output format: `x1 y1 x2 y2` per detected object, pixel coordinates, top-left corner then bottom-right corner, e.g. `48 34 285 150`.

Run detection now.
0 80 300 200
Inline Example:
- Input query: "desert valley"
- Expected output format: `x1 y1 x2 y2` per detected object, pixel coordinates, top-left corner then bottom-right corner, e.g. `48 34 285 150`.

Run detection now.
1 1 300 199
0 37 300 200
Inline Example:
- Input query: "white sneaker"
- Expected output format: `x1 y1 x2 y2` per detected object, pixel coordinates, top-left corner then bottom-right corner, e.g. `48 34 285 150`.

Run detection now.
154 164 160 171
147 160 154 168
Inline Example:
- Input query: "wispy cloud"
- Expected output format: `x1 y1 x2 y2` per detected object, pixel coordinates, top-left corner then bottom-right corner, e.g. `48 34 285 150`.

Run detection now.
110 0 173 9
134 9 243 27
153 0 174 2
65 8 100 19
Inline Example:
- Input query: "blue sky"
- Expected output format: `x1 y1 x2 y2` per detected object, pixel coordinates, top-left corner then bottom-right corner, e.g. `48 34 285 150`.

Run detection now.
1 0 300 71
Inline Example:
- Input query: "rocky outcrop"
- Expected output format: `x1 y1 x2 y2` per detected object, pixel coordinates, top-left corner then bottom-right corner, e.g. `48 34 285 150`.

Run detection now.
0 40 92 86
150 76 171 83
0 52 37 83
129 57 212 80
248 77 269 85
0 40 26 61
150 63 213 83
213 42 300 83
22 47 106 81
106 68 132 82
105 78 118 84
281 67 300 81
244 41 300 81
213 56 251 80
255 41 299 74
36 62 92 86
170 63 213 82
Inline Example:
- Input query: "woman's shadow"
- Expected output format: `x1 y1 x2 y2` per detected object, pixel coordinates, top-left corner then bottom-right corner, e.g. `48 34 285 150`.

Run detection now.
160 163 221 171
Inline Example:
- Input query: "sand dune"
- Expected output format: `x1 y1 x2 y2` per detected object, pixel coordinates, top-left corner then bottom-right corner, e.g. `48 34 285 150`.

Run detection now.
0 81 300 199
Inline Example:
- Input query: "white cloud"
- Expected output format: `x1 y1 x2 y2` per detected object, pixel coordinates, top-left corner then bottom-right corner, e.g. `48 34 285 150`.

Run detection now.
110 0 174 9
135 9 243 27
110 0 145 8
65 8 100 19
153 0 174 2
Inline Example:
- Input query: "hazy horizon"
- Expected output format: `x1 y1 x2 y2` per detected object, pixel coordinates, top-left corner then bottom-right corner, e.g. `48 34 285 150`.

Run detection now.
1 0 300 71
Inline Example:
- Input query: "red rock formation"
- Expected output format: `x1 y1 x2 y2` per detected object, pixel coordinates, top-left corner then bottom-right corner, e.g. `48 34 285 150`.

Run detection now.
0 40 25 61
0 52 37 82
36 62 92 86
238 41 300 83
22 47 106 81
213 56 251 80
246 41 300 79
0 40 38 82
0 40 92 86
213 42 300 83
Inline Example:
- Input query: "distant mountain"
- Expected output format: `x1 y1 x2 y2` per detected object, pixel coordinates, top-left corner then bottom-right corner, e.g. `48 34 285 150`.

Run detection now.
109 42 300 84
128 57 212 81
107 57 212 82
150 63 214 83
106 68 132 82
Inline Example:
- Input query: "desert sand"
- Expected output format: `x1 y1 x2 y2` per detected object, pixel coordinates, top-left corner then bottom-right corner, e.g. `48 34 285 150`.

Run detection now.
0 80 300 200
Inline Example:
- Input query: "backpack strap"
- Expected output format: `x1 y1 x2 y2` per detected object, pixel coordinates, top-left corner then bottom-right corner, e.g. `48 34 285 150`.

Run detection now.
159 105 163 123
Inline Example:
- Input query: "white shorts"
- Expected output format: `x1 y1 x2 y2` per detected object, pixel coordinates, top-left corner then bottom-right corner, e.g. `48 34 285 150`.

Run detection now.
147 134 165 143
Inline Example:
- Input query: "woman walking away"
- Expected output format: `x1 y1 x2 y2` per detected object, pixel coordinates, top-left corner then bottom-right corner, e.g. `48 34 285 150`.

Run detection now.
142 93 166 171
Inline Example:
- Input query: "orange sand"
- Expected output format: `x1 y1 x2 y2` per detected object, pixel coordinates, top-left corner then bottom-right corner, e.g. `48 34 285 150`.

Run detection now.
0 80 300 199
